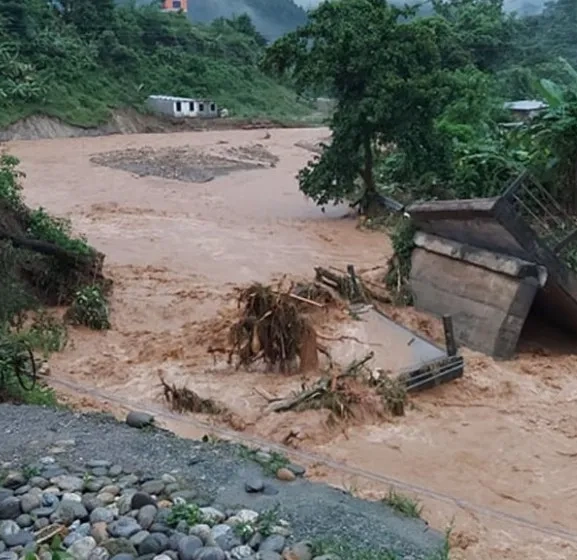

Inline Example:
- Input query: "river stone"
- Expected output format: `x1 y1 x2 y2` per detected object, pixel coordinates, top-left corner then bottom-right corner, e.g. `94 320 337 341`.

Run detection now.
29 477 49 489
153 555 171 560
52 501 89 525
138 534 168 556
33 513 48 528
243 478 264 494
67 538 97 560
64 532 86 547
0 551 18 560
235 510 258 525
108 518 141 539
88 547 110 560
101 486 120 497
20 493 42 513
257 553 281 560
0 498 20 520
0 492 12 504
101 539 137 557
0 543 4 554
191 548 225 560
109 466 123 478
98 493 116 506
176 536 203 560
140 482 164 496
14 485 31 496
3 530 34 547
3 473 26 490
110 555 134 560
259 535 285 553
31 506 56 518
16 514 33 528
0 520 20 540
283 542 313 560
63 493 83 503
199 508 224 525
129 531 149 547
169 491 196 504
229 546 253 560
126 412 154 429
211 525 240 551
247 532 262 550
51 476 84 493
130 493 154 511
137 506 156 530
91 508 116 524
42 493 60 507
91 522 109 544
187 525 210 544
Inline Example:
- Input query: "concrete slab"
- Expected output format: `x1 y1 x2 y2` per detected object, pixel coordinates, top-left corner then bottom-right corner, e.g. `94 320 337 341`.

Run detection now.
407 195 577 350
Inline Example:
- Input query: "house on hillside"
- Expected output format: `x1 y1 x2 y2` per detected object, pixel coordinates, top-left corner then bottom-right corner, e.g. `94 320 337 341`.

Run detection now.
146 95 218 119
503 100 548 121
162 0 187 13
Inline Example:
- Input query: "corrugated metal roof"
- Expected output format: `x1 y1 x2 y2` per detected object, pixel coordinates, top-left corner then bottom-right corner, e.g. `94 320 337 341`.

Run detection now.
148 95 216 103
503 100 548 111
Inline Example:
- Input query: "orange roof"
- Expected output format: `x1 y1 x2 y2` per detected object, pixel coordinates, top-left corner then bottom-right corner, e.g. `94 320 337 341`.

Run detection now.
162 0 187 12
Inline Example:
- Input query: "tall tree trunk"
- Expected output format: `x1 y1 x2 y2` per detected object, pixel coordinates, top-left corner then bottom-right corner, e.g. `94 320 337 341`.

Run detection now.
358 134 381 216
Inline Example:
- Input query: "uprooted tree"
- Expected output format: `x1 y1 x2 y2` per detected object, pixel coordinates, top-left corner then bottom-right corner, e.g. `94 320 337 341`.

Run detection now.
261 0 471 215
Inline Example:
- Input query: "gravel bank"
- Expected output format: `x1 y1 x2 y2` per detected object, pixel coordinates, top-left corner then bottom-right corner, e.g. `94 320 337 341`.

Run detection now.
0 405 443 559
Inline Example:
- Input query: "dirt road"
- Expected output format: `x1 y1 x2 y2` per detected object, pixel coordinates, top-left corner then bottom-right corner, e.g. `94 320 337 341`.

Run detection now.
8 128 577 560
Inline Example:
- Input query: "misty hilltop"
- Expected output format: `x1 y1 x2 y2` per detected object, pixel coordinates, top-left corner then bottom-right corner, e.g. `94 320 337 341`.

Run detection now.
188 0 307 40
185 0 545 40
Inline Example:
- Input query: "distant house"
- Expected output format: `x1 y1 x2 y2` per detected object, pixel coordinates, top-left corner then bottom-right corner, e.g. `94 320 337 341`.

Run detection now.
147 95 218 119
503 100 548 121
162 0 187 13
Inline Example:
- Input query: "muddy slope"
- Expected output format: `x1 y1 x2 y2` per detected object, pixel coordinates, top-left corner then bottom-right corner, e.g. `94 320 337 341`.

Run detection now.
0 110 318 142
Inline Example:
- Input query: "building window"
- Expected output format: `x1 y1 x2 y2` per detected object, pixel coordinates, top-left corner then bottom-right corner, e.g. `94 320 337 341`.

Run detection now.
173 0 181 8
210 103 216 112
189 101 193 112
175 101 182 112
199 103 205 112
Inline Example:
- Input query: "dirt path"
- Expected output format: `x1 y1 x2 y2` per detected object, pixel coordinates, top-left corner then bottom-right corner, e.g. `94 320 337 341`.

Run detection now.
7 129 577 560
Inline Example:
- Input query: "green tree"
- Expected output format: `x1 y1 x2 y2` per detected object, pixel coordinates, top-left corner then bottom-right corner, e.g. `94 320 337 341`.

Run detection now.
262 0 468 213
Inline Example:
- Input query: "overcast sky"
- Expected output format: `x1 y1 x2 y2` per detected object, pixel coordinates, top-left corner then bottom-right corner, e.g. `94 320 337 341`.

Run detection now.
292 0 546 14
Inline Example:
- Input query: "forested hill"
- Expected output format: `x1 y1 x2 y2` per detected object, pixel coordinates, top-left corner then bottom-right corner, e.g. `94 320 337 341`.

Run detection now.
188 0 307 40
0 0 309 128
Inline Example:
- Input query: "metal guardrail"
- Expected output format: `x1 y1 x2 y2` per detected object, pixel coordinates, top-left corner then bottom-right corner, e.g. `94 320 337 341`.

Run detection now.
501 172 577 262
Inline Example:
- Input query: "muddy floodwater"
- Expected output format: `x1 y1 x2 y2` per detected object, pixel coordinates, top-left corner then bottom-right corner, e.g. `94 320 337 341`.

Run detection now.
8 128 577 560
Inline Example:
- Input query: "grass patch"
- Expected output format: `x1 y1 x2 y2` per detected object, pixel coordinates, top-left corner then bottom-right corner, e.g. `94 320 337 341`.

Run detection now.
382 488 423 518
167 503 204 527
239 445 290 476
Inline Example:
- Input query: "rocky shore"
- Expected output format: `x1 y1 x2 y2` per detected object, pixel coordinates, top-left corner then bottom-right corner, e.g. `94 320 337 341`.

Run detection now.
0 405 443 560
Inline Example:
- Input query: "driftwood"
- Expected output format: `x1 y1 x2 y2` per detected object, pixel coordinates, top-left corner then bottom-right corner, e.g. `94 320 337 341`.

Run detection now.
316 265 391 304
266 351 374 414
0 231 93 265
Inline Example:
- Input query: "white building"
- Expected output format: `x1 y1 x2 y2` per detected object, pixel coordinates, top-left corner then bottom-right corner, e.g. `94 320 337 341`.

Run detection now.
146 95 218 119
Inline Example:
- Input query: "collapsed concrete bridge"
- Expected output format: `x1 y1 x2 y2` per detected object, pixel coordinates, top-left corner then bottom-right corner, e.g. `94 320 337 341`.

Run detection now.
407 173 577 359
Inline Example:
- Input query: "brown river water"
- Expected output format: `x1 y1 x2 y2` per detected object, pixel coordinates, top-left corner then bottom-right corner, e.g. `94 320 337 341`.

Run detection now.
7 128 577 560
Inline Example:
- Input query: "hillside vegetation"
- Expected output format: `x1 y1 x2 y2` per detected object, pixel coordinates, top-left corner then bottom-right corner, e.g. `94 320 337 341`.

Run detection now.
263 0 577 216
0 0 309 127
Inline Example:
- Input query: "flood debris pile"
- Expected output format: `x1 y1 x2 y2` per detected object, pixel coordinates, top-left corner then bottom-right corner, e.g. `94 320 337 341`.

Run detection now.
265 351 408 419
160 377 226 415
228 282 326 374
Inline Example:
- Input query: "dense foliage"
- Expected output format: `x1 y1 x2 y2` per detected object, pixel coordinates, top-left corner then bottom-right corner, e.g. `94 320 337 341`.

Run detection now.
263 0 577 213
0 0 308 127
